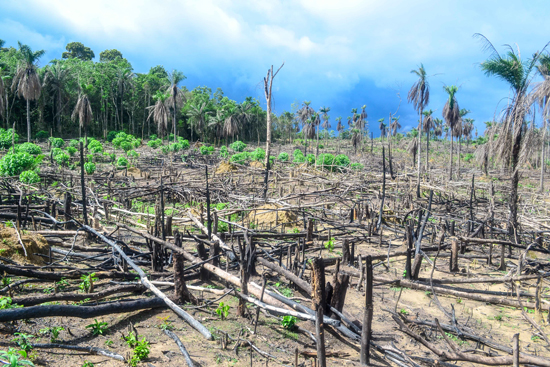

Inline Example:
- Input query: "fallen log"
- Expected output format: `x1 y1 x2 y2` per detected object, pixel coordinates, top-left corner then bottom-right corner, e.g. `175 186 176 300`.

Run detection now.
31 343 125 362
163 329 195 367
0 263 135 281
0 297 166 322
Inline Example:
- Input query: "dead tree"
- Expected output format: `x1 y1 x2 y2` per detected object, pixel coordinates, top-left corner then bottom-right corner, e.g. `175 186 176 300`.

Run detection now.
310 257 326 367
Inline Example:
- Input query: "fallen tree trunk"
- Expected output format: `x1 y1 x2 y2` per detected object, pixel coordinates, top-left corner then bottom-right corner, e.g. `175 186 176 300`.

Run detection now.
0 297 166 322
31 343 125 362
163 329 195 367
0 263 135 281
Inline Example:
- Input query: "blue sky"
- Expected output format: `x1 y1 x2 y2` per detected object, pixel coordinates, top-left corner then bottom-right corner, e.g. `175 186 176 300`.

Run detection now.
2 0 549 136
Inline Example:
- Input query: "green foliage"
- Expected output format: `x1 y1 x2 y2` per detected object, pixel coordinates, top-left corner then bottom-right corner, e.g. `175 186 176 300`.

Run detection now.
49 137 65 148
129 337 150 367
350 162 364 170
85 319 109 336
0 152 40 176
39 326 64 342
88 140 103 154
230 152 250 165
123 331 138 348
66 146 77 156
0 348 34 366
324 237 335 252
293 149 303 158
69 139 79 148
16 143 41 155
79 273 98 293
0 296 21 309
200 145 214 155
278 152 289 161
62 42 95 61
147 139 162 149
230 140 246 152
178 138 190 150
463 153 474 162
112 132 140 151
250 147 265 161
116 157 128 168
305 153 315 165
281 315 297 330
156 316 174 331
220 145 229 158
0 129 19 149
54 152 70 166
127 150 139 159
82 361 94 367
216 302 230 320
106 131 119 142
84 162 96 175
13 333 33 355
399 308 409 315
35 130 49 141
19 170 40 184
335 154 350 168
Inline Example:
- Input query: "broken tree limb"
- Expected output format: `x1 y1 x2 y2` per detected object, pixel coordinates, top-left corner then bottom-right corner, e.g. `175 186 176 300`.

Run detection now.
31 343 125 362
163 329 195 367
81 225 213 340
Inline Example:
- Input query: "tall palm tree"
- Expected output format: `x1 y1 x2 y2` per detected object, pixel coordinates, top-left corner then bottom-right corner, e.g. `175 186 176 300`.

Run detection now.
223 105 240 141
408 64 430 197
351 128 361 155
297 101 314 126
44 61 70 134
208 109 224 146
534 53 550 192
12 42 45 142
336 116 343 152
378 118 386 140
115 67 135 131
422 110 434 170
456 108 469 178
166 70 186 142
72 84 93 144
318 106 330 154
187 100 211 142
390 117 401 136
442 85 460 180
148 91 170 140
476 34 548 234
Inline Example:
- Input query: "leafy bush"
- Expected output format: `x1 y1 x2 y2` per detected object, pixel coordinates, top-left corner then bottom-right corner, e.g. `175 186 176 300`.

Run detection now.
200 145 214 155
119 141 133 152
117 157 128 168
230 140 246 152
127 150 139 159
54 152 70 166
316 153 336 170
103 152 116 163
220 145 228 158
69 139 79 148
88 140 103 154
49 137 65 148
278 152 289 161
177 138 190 150
305 153 316 165
85 319 109 336
129 337 150 367
293 153 306 164
463 153 474 162
0 129 19 149
250 147 265 161
230 152 250 165
112 132 139 151
216 302 230 320
0 152 40 176
335 154 350 168
106 130 120 142
16 143 41 155
351 162 364 170
84 162 96 175
318 144 324 149
19 170 40 184
281 315 298 330
149 134 158 141
66 146 77 156
36 130 49 140
293 149 303 158
147 139 162 149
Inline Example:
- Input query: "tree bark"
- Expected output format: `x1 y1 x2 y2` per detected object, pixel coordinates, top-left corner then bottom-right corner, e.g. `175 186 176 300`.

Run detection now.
310 257 326 367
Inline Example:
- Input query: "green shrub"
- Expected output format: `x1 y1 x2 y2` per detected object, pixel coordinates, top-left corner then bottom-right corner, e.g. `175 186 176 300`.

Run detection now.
463 153 474 162
149 134 158 141
112 132 139 151
16 143 41 155
230 152 250 165
168 133 175 141
250 147 265 161
66 146 77 156
318 144 324 149
36 130 49 140
351 162 364 170
200 145 214 155
230 141 246 152
335 154 350 168
117 157 128 168
69 139 79 148
147 139 162 149
305 153 316 165
278 152 289 161
127 150 139 159
106 131 120 142
0 152 40 176
177 138 190 150
103 152 116 163
19 170 40 184
316 153 336 170
49 137 65 149
88 140 103 154
281 315 298 330
161 145 170 155
293 149 303 158
0 129 19 149
293 154 306 163
220 145 228 158
84 162 96 175
54 152 70 166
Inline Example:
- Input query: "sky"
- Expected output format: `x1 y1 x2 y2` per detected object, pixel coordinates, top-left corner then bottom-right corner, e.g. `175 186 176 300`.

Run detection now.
1 0 550 136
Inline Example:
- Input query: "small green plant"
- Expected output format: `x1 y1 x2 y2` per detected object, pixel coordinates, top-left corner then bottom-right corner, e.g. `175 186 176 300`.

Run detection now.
531 335 541 342
13 333 33 357
281 316 297 330
124 331 138 348
54 152 70 166
104 340 114 347
200 145 215 155
82 361 94 367
292 227 300 234
0 348 34 366
278 152 289 161
216 302 230 320
86 319 109 336
229 140 246 152
66 146 77 156
129 337 150 367
324 237 335 252
220 145 229 158
79 273 98 293
0 296 21 309
19 170 40 184
116 156 128 168
39 326 64 342
84 162 96 175
49 137 65 148
456 298 462 304
157 316 174 331
402 269 407 278
399 308 409 315
494 314 503 321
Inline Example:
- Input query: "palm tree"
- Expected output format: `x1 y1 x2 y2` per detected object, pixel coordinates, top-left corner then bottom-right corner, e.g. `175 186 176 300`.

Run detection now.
187 100 211 142
433 118 443 139
378 118 386 140
44 61 70 134
297 101 314 126
422 110 434 171
148 91 170 140
115 67 135 131
408 64 430 197
223 106 240 141
11 42 45 142
318 106 330 154
351 128 361 154
476 34 548 234
442 85 460 180
455 108 469 178
390 117 401 136
534 53 550 192
72 84 93 144
335 116 344 152
166 70 186 142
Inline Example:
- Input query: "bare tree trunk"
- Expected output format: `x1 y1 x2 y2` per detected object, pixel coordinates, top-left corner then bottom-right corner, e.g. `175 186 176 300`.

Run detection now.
26 99 31 142
416 109 423 197
457 136 462 179
426 128 430 171
541 118 547 193
449 133 454 180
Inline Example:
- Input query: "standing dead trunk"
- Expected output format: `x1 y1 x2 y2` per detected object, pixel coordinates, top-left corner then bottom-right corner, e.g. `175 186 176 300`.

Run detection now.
541 118 547 193
449 133 454 180
310 257 326 367
360 255 373 365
